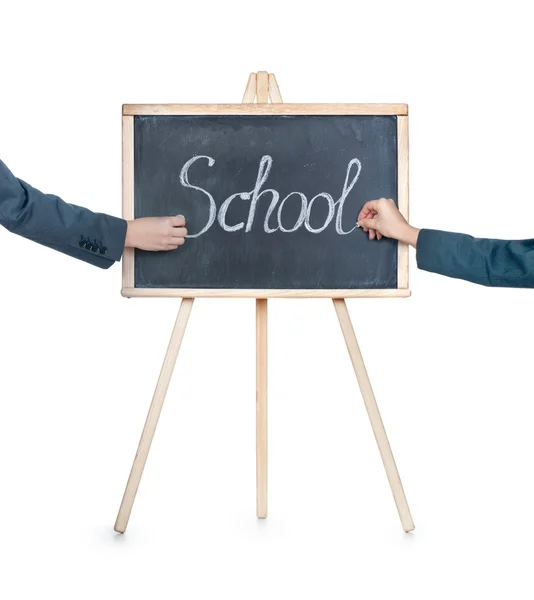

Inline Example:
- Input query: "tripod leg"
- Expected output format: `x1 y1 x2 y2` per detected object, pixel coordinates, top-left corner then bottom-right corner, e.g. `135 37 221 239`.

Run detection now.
333 299 414 532
114 298 194 533
256 298 268 518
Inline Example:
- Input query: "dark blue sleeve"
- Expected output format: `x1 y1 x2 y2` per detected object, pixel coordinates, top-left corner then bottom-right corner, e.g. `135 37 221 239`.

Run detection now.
0 159 127 269
416 229 534 288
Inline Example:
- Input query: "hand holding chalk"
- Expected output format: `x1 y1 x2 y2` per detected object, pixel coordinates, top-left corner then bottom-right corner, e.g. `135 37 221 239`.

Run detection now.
357 198 420 247
125 214 188 251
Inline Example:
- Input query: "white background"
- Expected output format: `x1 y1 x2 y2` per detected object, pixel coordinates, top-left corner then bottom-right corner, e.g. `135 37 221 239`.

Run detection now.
1 1 533 598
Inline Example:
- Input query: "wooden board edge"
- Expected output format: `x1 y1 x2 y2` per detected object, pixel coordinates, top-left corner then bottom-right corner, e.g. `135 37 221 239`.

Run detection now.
124 101 410 295
397 115 409 289
122 115 135 290
122 103 408 116
121 288 411 299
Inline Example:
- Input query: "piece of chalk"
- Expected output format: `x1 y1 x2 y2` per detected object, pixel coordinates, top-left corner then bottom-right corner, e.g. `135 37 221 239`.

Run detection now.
356 222 361 228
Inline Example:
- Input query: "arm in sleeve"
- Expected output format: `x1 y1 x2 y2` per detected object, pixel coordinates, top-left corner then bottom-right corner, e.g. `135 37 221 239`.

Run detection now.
0 159 127 269
416 228 534 288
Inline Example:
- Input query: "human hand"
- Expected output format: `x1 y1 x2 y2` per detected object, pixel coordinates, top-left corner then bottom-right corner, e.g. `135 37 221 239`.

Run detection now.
357 198 419 247
125 215 188 251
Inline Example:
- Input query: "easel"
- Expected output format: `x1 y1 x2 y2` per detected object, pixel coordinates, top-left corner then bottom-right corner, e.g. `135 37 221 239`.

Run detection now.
114 72 414 533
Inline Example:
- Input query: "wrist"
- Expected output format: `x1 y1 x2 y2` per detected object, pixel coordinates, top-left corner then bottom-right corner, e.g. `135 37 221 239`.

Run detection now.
125 220 136 248
400 225 420 248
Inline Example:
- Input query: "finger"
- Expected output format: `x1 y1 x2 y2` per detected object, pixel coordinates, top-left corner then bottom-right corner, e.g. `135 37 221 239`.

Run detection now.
358 208 371 222
357 200 381 222
359 210 376 228
170 214 186 227
357 208 373 223
358 217 378 230
377 232 383 240
165 237 185 246
172 227 188 237
357 205 376 222
369 228 376 240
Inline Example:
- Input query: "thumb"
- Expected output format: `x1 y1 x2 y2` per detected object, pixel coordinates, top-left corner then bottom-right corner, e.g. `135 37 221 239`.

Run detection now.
358 217 379 230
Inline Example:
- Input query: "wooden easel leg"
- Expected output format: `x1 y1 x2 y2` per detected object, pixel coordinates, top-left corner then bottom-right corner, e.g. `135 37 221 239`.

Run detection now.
256 299 268 518
333 299 414 532
242 73 257 102
114 298 194 533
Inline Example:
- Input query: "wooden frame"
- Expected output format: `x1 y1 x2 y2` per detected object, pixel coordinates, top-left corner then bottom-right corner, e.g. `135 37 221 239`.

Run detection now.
121 103 410 298
397 116 409 289
124 103 407 116
122 116 135 290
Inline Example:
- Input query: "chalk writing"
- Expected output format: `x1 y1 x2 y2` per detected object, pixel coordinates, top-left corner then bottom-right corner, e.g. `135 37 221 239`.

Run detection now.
181 155 362 238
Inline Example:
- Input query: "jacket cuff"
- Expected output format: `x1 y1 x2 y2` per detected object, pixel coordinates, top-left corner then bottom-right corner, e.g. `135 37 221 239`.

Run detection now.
416 229 446 274
104 215 128 262
74 214 127 263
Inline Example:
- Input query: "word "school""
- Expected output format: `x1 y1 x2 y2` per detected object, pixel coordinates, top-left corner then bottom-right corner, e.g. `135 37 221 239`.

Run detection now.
180 155 362 238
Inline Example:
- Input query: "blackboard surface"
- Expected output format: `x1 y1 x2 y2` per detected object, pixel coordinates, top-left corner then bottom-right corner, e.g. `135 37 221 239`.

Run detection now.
134 115 398 289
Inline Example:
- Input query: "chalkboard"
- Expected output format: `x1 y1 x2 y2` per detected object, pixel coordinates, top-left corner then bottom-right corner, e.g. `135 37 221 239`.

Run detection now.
123 105 409 297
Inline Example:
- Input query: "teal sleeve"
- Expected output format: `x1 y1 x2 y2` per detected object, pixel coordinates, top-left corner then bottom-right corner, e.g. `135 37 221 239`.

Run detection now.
0 159 127 269
416 229 534 288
